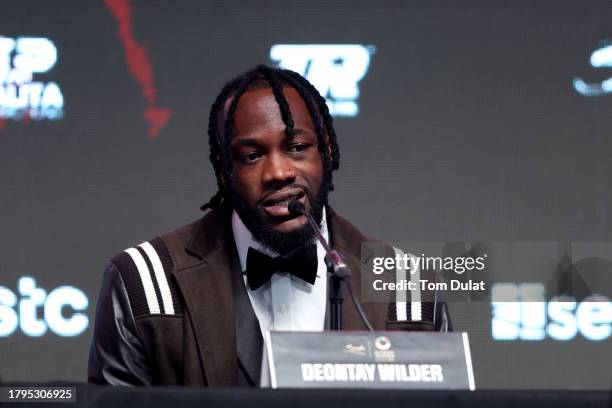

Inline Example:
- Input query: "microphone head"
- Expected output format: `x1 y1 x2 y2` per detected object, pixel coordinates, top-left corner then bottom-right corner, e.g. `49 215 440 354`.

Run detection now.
288 200 306 216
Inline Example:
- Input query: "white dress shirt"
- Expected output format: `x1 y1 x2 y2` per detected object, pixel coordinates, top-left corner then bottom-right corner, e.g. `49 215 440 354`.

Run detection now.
231 208 328 335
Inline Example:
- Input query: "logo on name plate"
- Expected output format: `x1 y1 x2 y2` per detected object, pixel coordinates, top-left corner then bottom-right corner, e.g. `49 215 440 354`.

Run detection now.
374 336 391 351
373 336 395 362
343 343 367 356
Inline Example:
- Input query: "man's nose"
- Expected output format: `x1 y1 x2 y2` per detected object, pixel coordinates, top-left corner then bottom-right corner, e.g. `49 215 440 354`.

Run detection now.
262 151 296 185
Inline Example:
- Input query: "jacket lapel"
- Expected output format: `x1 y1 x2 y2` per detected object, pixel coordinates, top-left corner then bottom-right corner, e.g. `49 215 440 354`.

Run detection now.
172 209 238 386
172 208 263 386
229 244 263 385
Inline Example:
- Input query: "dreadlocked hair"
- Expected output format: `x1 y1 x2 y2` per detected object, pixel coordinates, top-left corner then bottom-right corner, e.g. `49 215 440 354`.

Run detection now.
200 64 340 211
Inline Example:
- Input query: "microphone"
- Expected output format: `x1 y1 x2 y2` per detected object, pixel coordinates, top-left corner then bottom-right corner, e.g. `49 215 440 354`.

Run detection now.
287 200 348 277
287 199 306 217
288 200 373 331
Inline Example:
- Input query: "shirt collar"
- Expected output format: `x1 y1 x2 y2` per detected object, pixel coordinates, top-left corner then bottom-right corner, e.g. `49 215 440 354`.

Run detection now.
232 206 328 273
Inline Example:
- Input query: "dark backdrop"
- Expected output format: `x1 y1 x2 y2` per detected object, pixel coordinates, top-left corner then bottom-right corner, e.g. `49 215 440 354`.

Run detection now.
1 0 611 388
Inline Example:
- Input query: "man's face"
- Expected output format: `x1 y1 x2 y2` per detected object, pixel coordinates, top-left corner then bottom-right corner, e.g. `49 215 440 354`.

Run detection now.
224 86 330 254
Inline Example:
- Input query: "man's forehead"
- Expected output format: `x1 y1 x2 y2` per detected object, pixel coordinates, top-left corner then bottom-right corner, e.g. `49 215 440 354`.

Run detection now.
219 87 279 121
217 85 314 137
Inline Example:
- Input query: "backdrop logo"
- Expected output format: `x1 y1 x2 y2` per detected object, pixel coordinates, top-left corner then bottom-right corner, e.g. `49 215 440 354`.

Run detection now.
573 43 612 96
491 283 611 342
0 277 89 337
270 44 374 117
0 36 64 121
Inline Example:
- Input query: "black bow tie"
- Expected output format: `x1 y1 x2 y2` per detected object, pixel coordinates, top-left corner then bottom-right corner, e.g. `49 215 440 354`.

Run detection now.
245 245 318 290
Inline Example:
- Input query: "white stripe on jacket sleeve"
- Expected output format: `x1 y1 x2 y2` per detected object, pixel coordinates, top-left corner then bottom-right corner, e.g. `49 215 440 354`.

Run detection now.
124 247 161 314
139 241 175 315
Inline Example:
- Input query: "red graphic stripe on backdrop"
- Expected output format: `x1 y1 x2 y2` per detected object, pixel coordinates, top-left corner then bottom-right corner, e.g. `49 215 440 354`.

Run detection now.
105 0 172 139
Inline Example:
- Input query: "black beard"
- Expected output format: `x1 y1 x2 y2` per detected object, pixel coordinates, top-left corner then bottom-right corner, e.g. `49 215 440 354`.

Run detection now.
230 175 332 255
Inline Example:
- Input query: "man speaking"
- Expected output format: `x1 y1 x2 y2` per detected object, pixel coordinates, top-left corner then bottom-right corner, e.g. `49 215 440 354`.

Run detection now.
88 65 451 386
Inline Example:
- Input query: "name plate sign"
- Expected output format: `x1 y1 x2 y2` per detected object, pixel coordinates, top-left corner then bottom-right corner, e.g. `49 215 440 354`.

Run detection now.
261 331 475 390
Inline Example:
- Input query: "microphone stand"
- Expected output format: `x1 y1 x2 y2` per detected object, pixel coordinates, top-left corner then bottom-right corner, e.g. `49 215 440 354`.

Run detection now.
288 200 372 331
298 209 346 330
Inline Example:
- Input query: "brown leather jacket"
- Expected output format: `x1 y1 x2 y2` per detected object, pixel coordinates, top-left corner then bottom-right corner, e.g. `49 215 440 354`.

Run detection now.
88 207 452 386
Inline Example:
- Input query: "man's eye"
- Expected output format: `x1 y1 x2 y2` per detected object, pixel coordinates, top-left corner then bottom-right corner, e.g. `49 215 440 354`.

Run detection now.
239 152 262 163
288 144 310 153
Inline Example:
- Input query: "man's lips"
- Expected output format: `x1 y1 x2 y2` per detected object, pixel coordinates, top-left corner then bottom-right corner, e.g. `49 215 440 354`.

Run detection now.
261 189 306 218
